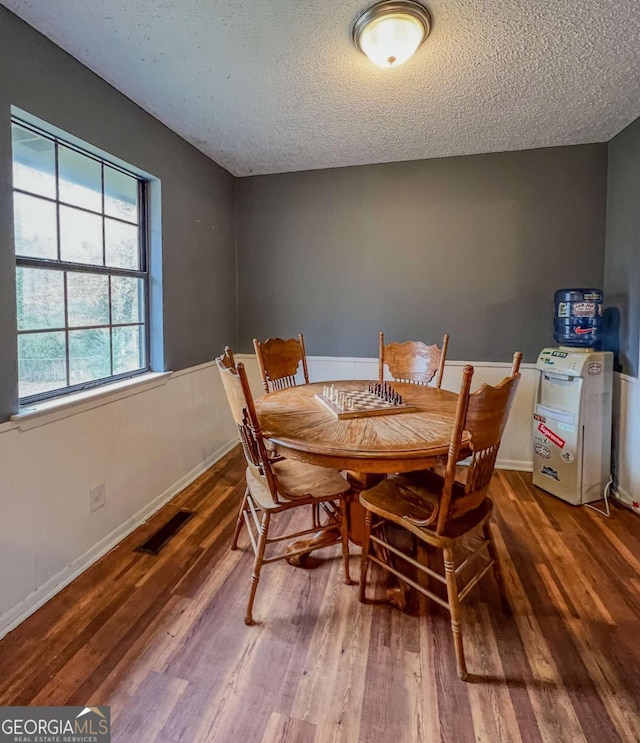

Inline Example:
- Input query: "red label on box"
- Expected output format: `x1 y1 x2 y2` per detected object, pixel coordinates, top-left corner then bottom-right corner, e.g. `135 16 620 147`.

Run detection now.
538 423 565 449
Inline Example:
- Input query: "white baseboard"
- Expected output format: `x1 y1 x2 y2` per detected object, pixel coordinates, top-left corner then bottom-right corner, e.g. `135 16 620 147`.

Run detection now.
496 459 533 472
0 438 238 641
613 484 640 514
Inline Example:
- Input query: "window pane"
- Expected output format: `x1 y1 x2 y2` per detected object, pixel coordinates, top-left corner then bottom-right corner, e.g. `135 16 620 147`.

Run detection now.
60 205 103 265
16 267 65 330
18 331 67 398
113 325 144 375
13 193 58 259
112 276 143 324
58 146 102 212
69 328 111 385
12 124 56 198
105 167 138 222
105 219 139 269
12 119 148 401
67 273 109 328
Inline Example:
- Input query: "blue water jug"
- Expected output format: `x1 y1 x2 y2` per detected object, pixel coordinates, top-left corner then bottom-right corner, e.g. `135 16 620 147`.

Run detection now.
553 288 603 347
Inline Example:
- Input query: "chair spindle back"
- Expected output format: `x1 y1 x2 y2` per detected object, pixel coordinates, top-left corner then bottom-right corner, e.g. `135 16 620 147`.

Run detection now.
436 352 522 534
254 334 310 393
216 349 279 504
379 332 449 388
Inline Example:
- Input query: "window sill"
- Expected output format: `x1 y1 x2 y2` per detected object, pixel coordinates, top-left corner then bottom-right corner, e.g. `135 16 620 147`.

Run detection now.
11 372 172 432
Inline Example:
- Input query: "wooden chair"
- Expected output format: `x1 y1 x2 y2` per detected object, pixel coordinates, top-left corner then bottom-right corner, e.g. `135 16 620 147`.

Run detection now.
254 334 309 393
379 332 449 388
359 352 522 680
216 347 352 625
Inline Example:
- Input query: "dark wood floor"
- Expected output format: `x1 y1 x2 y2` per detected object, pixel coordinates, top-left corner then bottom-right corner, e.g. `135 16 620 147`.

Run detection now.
1 447 639 742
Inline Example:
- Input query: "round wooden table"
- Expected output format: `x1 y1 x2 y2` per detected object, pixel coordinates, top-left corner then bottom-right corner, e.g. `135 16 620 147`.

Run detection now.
256 380 466 547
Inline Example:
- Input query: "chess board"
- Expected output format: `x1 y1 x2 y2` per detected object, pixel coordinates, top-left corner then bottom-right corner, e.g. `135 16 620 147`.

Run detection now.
314 388 418 420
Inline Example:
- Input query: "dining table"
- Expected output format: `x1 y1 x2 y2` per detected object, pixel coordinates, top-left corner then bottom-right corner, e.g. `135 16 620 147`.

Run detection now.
255 379 469 553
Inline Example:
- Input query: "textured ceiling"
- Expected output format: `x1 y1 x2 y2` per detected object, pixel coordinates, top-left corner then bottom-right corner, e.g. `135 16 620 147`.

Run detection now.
3 0 640 176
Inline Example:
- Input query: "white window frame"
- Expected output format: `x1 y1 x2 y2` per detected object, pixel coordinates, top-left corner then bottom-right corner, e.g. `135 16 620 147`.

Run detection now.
12 116 151 405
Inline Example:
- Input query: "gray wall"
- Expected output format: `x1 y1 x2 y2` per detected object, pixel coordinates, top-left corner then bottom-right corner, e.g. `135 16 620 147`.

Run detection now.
604 116 640 377
237 146 607 362
0 7 236 422
0 3 617 423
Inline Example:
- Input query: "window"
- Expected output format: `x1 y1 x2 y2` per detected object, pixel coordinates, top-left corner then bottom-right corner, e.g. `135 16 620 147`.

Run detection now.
12 118 149 404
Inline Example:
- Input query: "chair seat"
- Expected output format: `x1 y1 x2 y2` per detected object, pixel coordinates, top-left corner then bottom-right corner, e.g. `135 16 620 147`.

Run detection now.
247 458 350 510
359 471 493 545
404 469 489 520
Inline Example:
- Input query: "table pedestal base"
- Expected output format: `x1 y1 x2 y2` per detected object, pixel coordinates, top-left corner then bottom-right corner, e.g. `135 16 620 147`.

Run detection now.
284 470 383 565
285 529 341 566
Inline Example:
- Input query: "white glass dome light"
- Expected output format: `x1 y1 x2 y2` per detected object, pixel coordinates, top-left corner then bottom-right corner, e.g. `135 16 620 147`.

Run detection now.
353 1 432 69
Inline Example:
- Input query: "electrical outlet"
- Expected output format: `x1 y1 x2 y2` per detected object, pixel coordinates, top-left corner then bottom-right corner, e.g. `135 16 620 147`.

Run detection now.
90 482 106 512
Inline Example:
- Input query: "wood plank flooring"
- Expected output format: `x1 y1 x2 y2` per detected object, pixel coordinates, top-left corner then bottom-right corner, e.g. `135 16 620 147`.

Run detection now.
1 447 639 742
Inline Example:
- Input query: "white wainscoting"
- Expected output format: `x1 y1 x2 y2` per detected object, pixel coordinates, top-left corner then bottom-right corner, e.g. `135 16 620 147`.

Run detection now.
0 353 538 640
236 353 538 472
613 373 640 513
0 360 237 640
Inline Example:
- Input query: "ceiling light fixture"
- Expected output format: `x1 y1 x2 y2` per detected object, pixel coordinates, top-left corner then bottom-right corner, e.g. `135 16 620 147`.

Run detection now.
353 0 431 69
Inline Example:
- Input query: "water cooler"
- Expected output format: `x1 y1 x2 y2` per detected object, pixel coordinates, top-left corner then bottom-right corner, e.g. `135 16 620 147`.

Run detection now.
532 349 612 504
532 289 613 505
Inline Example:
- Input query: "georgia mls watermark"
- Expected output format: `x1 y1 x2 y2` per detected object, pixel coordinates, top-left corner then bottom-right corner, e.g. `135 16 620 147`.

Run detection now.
0 706 110 743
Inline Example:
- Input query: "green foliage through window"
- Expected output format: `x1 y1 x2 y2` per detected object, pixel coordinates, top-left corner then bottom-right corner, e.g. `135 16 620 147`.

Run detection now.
12 117 149 402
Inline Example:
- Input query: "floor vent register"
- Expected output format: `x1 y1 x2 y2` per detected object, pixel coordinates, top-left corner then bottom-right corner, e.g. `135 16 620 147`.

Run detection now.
135 510 194 555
